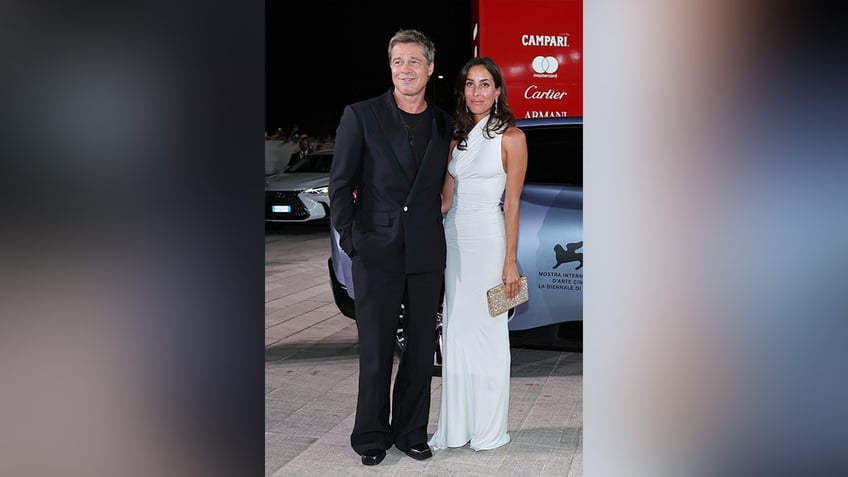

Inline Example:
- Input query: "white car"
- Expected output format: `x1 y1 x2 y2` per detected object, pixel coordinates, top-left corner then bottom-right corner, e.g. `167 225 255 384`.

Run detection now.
329 117 585 366
265 149 333 223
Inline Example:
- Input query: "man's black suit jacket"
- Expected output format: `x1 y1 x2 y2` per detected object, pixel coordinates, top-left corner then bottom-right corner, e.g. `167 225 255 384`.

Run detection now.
328 88 453 274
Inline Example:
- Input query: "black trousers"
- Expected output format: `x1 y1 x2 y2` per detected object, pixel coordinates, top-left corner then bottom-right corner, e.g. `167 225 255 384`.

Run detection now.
349 258 441 454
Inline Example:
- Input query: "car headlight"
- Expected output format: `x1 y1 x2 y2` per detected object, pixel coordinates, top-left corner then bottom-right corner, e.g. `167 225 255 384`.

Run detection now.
304 186 329 194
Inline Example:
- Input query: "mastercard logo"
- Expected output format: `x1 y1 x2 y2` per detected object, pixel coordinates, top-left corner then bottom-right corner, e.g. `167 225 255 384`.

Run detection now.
532 56 559 74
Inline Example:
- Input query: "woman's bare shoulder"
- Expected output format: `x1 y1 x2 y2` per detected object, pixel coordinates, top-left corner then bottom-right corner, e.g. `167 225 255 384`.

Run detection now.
503 125 526 143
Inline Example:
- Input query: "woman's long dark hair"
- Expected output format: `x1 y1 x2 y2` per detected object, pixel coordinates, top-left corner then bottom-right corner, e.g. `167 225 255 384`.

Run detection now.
452 56 516 150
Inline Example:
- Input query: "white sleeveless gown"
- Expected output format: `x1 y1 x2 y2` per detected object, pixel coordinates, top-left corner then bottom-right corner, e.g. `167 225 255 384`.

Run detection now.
428 116 511 451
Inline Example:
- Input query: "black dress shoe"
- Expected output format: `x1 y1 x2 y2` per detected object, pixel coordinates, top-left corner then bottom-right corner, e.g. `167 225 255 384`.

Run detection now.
403 442 432 460
360 449 386 466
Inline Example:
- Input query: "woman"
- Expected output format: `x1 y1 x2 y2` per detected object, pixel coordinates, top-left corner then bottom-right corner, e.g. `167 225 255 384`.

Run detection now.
428 57 528 451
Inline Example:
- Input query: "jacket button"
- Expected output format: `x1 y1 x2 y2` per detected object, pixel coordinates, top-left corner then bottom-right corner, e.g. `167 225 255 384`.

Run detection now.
403 206 408 212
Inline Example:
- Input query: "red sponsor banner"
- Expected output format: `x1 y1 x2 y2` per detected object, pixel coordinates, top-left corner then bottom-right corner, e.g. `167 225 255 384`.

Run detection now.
471 0 582 118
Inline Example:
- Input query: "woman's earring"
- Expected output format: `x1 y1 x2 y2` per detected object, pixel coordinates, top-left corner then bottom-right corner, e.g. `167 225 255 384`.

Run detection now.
465 103 469 113
494 98 498 114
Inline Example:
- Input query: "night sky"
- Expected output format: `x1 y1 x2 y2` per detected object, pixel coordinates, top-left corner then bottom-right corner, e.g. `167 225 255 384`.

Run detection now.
266 1 472 137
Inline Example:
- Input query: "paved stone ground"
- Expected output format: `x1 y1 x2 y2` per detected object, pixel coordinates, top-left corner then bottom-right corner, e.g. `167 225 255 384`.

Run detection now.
265 223 583 476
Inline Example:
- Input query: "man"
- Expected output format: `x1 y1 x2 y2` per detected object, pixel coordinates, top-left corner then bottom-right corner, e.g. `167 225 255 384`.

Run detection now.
328 28 452 466
288 134 311 164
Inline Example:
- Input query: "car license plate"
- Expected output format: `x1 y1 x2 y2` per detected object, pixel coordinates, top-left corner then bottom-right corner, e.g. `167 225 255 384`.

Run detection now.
272 205 291 213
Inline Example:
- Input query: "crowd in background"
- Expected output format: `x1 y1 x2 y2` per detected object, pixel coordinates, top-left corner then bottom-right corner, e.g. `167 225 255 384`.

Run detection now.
265 124 336 175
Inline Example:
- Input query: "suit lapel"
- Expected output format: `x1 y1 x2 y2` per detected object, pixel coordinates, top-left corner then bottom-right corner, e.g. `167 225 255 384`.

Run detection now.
417 109 447 175
409 111 448 204
375 90 417 185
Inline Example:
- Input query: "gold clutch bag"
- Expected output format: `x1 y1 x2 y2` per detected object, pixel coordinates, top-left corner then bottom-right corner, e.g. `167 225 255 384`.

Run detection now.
486 276 529 317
